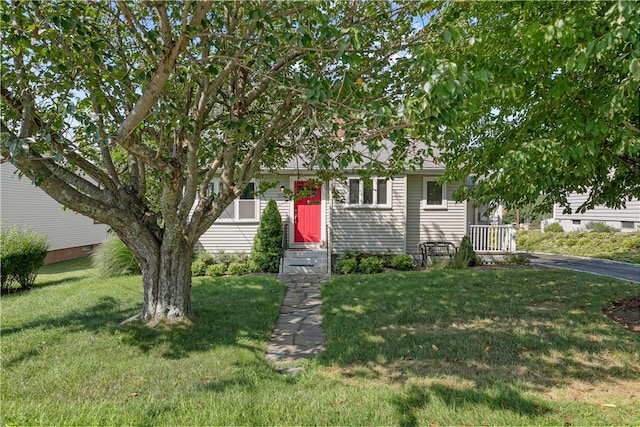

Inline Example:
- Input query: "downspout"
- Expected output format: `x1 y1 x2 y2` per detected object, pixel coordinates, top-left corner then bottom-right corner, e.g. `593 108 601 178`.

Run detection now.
327 178 332 276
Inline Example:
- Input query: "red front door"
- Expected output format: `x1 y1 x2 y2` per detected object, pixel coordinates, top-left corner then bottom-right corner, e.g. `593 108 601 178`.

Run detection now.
294 181 321 243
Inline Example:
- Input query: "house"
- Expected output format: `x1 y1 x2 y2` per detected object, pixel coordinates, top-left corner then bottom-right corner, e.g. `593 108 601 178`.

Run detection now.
550 193 639 232
1 162 110 263
197 150 512 273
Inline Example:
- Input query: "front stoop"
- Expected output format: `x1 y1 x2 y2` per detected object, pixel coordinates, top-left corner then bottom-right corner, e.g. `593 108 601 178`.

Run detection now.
279 249 330 276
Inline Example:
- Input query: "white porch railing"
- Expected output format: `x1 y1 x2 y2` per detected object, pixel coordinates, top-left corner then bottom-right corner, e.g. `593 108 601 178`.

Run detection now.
469 224 517 253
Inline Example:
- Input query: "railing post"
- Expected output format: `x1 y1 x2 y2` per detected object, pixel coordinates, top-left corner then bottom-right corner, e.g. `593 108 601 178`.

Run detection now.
510 223 517 253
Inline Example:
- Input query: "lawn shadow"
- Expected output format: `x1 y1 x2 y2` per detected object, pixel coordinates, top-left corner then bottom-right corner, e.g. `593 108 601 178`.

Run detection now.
118 276 285 360
391 384 431 427
319 269 640 394
428 383 551 416
3 276 286 367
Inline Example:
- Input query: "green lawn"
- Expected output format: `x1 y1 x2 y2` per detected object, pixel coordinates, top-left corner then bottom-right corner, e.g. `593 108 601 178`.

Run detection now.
2 261 639 425
518 230 640 263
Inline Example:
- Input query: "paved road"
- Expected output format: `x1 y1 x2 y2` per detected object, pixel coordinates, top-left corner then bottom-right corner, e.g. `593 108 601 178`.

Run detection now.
526 253 640 284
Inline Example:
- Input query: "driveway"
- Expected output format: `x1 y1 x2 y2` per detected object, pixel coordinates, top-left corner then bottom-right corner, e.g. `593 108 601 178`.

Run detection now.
526 253 640 284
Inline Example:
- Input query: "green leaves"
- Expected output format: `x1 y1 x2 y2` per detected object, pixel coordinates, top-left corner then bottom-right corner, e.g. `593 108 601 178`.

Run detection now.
407 1 640 211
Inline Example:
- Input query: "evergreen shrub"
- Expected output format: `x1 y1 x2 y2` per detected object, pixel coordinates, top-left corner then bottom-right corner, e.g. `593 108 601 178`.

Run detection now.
250 199 283 273
451 235 480 269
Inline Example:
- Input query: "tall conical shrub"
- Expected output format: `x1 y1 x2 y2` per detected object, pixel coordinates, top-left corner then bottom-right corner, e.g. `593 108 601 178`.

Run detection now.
250 199 283 273
452 235 480 269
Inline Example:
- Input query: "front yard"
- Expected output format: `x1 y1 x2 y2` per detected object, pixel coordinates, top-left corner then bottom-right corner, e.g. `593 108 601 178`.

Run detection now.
1 261 638 425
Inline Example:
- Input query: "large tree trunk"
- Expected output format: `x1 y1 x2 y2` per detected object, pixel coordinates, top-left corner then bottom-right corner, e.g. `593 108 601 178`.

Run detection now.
138 239 195 322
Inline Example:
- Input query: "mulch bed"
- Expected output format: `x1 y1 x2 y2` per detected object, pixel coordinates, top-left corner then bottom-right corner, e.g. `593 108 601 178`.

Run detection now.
603 297 640 333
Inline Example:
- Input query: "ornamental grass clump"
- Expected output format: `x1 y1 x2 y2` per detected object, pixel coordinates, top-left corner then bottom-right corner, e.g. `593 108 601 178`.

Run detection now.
0 224 49 291
91 235 140 277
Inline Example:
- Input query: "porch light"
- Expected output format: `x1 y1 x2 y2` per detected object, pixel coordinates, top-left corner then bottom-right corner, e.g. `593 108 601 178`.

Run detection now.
280 185 285 192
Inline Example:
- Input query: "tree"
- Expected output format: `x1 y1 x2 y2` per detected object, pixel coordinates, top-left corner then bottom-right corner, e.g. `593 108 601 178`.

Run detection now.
409 1 640 213
1 1 447 322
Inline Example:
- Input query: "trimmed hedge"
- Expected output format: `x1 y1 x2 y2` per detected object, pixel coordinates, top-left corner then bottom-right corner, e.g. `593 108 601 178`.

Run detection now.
1 224 50 291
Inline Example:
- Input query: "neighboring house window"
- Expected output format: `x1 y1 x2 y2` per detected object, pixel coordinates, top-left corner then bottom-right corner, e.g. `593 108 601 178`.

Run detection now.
621 221 634 230
211 180 259 222
347 177 391 207
423 177 447 209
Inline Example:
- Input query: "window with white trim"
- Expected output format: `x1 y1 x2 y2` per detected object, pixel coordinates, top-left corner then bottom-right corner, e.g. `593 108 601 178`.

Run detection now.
347 177 391 207
423 177 447 209
210 180 259 222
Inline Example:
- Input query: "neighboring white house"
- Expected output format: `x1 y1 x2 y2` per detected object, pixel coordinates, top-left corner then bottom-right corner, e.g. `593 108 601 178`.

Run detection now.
550 193 640 232
1 162 110 263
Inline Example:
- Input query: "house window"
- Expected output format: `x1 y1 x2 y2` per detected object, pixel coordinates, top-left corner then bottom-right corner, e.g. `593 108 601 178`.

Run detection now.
211 180 258 222
621 221 634 230
572 219 581 225
423 177 447 209
347 177 391 207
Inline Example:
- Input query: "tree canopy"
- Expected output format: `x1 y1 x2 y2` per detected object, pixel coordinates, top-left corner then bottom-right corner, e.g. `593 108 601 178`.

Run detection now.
1 1 451 321
417 1 640 213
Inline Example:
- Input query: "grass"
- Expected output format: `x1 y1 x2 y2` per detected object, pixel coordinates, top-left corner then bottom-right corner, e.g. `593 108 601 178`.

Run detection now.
2 261 639 425
518 230 640 263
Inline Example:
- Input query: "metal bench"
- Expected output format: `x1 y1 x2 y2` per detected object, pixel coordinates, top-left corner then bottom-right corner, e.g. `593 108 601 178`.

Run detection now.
418 241 457 267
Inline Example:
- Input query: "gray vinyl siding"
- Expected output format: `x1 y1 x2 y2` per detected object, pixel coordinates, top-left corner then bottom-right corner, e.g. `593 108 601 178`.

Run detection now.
330 177 406 254
554 194 640 222
0 163 109 251
196 176 290 253
405 175 467 255
553 194 640 232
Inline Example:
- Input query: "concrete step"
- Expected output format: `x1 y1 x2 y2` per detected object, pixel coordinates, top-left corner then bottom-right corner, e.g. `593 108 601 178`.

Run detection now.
284 250 328 259
280 249 329 275
283 265 327 274
283 257 326 267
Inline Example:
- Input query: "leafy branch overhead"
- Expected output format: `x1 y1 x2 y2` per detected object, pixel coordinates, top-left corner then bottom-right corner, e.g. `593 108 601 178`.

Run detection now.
422 1 640 213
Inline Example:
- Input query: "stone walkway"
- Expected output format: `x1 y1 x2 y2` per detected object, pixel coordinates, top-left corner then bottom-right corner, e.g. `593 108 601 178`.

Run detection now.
265 275 329 362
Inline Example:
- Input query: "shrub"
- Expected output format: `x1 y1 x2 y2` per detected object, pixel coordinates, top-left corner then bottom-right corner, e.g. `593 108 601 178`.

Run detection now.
1 224 50 291
193 250 215 266
586 221 619 233
191 260 208 277
250 199 283 273
451 235 480 269
334 257 358 274
359 257 384 274
544 222 564 233
502 253 531 265
211 251 249 267
91 235 141 277
226 262 249 276
390 254 414 271
191 250 215 276
206 263 227 277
